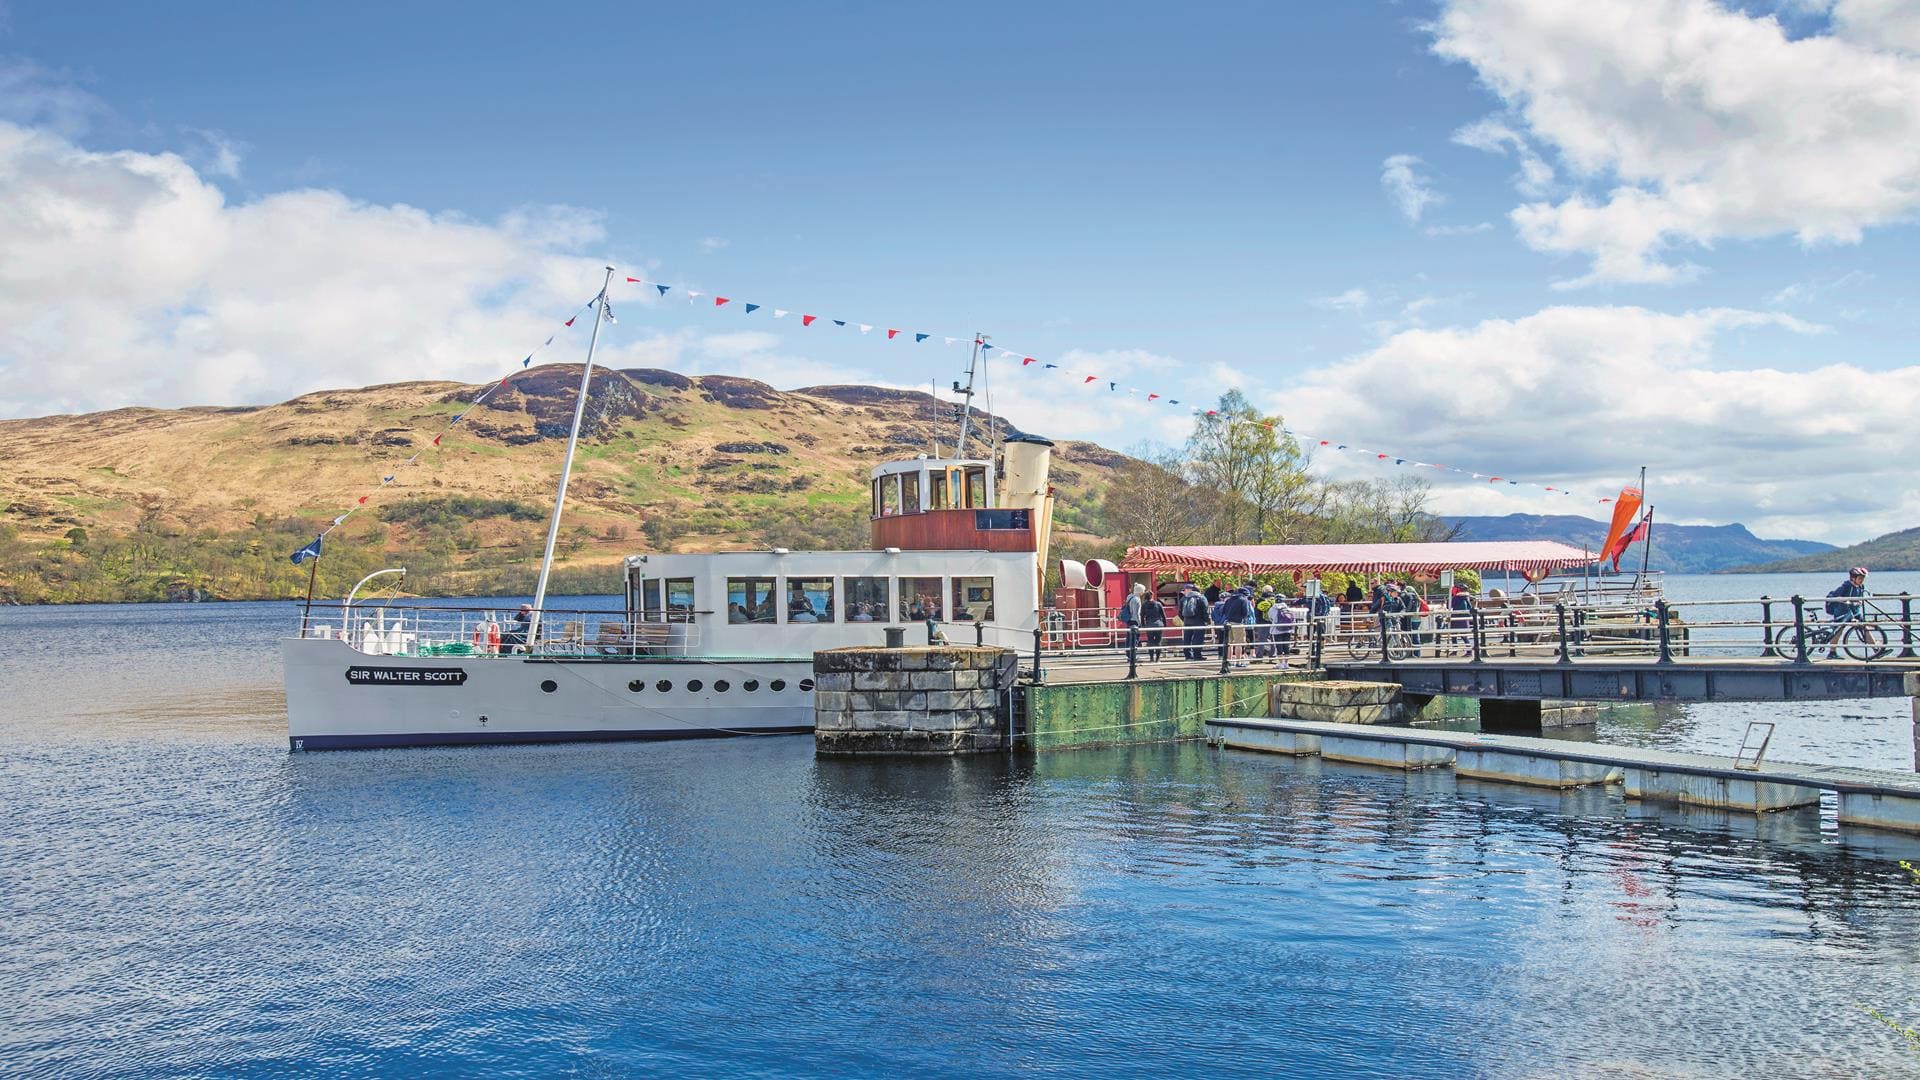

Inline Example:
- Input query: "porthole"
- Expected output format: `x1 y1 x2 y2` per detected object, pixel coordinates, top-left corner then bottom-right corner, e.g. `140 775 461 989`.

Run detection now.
770 679 787 692
628 679 644 693
714 680 730 693
743 680 760 692
799 678 815 692
687 679 704 693
539 679 558 693
656 679 672 693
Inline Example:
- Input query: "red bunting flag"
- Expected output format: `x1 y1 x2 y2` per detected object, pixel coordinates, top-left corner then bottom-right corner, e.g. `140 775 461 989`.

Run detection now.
357 495 368 504
1377 453 1388 459
1319 440 1330 446
626 277 642 284
1147 393 1159 401
887 329 899 339
802 315 816 326
1488 476 1503 483
715 297 730 306
1084 375 1096 383
565 316 576 327
432 434 443 446
1023 357 1037 366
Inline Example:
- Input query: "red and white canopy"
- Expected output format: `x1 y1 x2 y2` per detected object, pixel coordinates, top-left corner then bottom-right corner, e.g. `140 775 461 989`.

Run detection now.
1121 541 1596 576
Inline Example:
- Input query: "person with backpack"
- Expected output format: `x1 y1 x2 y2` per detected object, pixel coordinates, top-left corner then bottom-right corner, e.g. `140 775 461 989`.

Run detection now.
1269 593 1295 667
1254 586 1278 659
1827 567 1869 624
1222 585 1254 667
1178 584 1210 661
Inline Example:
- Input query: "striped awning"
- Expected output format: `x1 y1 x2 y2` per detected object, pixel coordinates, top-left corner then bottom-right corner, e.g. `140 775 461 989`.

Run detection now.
1121 541 1596 576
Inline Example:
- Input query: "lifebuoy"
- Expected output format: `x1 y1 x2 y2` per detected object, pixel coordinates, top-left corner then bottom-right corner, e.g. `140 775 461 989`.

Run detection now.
486 621 502 654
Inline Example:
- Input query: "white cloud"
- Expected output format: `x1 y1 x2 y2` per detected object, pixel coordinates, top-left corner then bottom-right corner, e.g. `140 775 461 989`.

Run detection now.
0 120 623 417
183 127 243 180
1424 221 1493 237
0 58 100 136
1769 269 1874 306
1311 288 1370 313
1431 0 1920 286
1380 154 1442 223
1451 117 1553 196
698 236 729 252
1273 303 1920 542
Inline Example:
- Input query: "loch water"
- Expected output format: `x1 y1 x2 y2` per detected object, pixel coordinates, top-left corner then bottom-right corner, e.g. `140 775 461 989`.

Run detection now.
4 577 1920 1077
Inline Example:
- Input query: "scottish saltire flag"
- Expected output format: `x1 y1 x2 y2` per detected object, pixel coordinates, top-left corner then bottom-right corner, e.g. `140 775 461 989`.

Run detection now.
290 535 323 565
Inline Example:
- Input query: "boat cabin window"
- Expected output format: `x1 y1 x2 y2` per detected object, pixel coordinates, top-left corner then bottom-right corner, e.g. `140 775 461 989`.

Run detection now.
876 475 901 517
898 576 944 622
666 578 696 622
787 577 834 623
727 577 777 624
951 576 994 622
844 577 888 622
964 467 987 508
928 472 949 510
640 579 664 623
901 471 921 515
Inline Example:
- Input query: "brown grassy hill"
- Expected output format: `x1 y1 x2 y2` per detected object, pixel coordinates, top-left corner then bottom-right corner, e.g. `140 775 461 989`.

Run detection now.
0 367 1127 602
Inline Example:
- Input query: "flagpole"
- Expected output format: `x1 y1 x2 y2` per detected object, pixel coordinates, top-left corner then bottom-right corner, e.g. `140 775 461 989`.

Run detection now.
529 265 617 649
301 554 319 634
1634 465 1648 587
1638 506 1655 582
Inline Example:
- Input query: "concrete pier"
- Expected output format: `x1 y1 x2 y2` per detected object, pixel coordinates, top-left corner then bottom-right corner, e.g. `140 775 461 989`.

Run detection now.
813 646 1018 755
1268 680 1403 724
1205 716 1920 833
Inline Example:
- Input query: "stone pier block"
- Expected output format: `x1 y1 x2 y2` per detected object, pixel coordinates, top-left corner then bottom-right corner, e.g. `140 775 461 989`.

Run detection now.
1837 791 1920 834
1456 747 1621 789
1320 734 1455 770
1269 680 1404 725
1623 768 1822 812
815 646 1015 755
1206 721 1320 756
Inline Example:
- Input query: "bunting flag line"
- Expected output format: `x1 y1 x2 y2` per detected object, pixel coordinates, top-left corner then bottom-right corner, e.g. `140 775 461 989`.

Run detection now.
289 291 599 562
614 271 1619 505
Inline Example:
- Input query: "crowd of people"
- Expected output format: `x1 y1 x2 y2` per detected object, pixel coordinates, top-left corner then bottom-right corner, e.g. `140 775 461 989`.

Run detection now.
1114 575 1509 667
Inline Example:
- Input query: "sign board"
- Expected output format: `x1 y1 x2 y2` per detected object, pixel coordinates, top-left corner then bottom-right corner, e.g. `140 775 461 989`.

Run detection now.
345 666 469 687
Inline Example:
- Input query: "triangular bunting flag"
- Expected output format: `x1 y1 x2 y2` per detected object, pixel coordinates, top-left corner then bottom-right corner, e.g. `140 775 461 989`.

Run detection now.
1109 381 1117 391
802 315 816 326
981 343 994 351
1084 375 1096 384
773 309 788 318
383 475 395 484
1169 399 1180 405
688 290 702 299
626 276 642 284
357 495 368 505
715 297 730 307
565 316 576 327
944 337 956 345
744 303 759 314
858 324 872 334
655 284 670 296
432 434 443 446
915 333 929 343
833 320 846 327
1147 393 1158 400
1022 357 1037 366
1044 363 1059 369
886 329 899 339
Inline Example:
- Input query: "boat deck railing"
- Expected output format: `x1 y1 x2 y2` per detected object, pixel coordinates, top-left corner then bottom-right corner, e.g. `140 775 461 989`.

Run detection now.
298 602 709 659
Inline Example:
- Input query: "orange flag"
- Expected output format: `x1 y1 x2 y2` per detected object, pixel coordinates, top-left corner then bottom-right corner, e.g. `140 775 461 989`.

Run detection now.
1599 487 1644 565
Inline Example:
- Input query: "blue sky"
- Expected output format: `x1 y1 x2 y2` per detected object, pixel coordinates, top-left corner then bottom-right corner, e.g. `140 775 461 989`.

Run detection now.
2 1 1917 541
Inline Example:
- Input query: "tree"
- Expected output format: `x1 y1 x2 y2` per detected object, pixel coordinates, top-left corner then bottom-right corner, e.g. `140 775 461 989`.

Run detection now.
1183 390 1309 543
1098 444 1213 546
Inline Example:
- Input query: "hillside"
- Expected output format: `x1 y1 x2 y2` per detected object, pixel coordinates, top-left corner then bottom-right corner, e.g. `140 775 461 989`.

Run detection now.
1442 513 1832 574
1730 526 1920 573
0 368 1130 603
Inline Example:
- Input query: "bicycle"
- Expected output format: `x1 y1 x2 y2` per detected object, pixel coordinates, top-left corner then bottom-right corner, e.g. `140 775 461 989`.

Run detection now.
1770 615 1890 661
1346 616 1418 663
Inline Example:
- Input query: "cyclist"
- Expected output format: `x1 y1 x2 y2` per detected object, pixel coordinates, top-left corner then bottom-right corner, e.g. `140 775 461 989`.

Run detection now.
1825 567 1868 624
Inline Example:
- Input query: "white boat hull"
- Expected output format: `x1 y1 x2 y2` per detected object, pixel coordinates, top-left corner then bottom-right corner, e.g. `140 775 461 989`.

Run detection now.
283 638 814 750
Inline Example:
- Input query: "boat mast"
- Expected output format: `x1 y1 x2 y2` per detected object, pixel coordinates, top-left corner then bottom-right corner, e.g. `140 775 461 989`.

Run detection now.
953 334 983 455
529 265 617 646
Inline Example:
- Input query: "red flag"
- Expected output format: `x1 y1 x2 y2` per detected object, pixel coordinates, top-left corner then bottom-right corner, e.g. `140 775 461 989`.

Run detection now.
432 434 442 446
1377 453 1388 459
625 277 641 283
1022 357 1036 366
564 316 576 327
1147 393 1159 401
357 495 368 505
1083 375 1096 383
715 296 729 306
887 329 899 339
1488 476 1503 482
801 315 816 326
1612 515 1651 571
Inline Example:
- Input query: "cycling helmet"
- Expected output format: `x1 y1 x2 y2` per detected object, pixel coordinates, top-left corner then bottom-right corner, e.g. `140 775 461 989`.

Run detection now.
1850 566 1868 577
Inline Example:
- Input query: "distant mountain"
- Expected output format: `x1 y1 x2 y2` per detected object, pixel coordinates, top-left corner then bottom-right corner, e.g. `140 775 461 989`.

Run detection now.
1441 513 1834 574
1730 525 1920 573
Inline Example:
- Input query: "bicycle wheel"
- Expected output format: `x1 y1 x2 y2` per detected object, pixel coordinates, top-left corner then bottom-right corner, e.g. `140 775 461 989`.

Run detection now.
1840 622 1888 662
1347 630 1376 662
1769 623 1807 657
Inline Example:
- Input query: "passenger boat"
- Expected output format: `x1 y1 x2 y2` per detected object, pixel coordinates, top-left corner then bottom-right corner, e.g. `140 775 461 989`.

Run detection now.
282 271 1054 750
